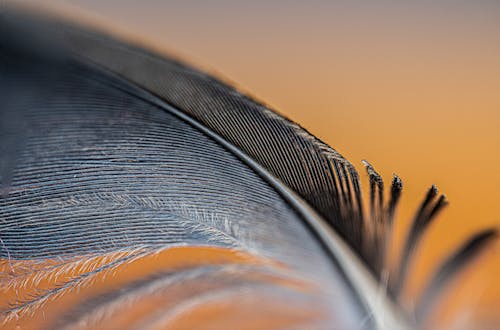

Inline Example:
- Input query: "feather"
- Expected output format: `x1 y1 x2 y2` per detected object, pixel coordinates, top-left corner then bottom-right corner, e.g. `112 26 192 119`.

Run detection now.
0 5 497 329
415 229 497 322
393 186 448 296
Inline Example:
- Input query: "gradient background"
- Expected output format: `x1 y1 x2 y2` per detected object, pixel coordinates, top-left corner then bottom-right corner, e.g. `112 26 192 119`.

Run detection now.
17 0 500 326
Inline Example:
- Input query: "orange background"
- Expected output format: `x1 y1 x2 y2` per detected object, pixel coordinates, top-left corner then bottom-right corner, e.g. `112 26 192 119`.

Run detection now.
19 0 500 325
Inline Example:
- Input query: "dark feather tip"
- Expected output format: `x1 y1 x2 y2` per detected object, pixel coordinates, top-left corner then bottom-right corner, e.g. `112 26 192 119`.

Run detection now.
415 228 498 321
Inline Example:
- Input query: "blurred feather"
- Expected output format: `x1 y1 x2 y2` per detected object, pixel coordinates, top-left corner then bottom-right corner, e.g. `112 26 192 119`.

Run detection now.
415 229 497 322
0 5 496 330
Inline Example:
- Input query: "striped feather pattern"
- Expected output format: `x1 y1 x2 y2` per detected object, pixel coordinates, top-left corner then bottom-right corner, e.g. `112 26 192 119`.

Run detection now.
0 6 497 329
